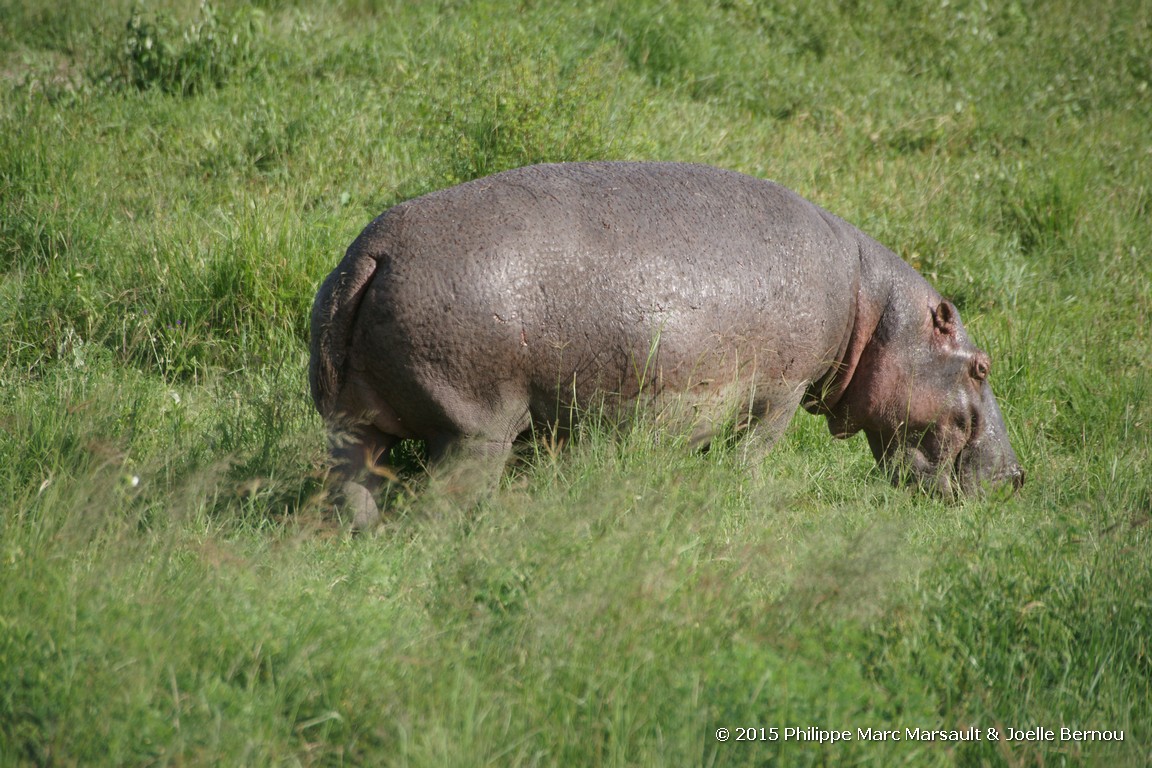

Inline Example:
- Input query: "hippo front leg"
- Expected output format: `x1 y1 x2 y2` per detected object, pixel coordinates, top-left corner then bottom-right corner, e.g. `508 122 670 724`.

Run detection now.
735 390 803 465
328 423 398 532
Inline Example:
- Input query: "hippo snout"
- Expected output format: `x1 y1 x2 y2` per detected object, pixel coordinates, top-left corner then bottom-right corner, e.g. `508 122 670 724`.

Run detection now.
958 462 1024 497
987 463 1025 494
955 382 1023 497
869 414 1024 499
955 436 1024 497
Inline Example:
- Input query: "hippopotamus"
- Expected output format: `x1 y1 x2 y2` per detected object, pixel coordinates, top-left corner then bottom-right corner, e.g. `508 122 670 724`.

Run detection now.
310 162 1022 528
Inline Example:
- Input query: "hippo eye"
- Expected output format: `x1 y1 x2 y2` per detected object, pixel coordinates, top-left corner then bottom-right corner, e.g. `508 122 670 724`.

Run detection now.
970 355 990 382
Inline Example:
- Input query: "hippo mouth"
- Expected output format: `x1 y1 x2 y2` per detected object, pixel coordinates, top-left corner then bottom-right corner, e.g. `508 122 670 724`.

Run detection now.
954 447 1025 496
907 444 1024 498
871 429 1023 498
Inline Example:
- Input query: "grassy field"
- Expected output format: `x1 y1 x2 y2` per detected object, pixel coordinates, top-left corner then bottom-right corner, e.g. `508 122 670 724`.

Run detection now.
2 0 1150 764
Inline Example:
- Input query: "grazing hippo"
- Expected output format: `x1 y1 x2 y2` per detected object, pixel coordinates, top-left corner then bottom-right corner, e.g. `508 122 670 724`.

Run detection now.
310 162 1022 528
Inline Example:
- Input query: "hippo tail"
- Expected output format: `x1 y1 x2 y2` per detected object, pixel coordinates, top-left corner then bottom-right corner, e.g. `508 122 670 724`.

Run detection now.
309 244 378 419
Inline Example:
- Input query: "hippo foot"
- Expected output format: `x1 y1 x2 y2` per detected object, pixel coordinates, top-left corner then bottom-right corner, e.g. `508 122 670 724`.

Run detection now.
423 462 502 518
338 480 382 533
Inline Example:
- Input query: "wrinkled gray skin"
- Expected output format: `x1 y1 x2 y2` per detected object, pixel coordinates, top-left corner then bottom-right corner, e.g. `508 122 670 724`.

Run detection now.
310 162 1023 529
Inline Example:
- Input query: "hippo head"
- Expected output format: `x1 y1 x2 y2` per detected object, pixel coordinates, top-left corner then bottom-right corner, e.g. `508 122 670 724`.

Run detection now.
825 298 1024 497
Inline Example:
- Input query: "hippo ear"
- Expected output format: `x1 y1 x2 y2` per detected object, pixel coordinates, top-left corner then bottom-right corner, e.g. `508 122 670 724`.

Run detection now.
931 300 958 338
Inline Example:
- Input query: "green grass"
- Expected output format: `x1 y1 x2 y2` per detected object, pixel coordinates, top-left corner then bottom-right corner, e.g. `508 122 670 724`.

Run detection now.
2 0 1150 764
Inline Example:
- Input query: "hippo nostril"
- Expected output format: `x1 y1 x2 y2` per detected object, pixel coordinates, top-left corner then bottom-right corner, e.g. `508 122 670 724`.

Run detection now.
1011 467 1025 489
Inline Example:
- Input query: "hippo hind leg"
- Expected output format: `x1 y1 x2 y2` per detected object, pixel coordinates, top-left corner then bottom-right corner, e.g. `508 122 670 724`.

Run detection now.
424 432 517 512
328 422 399 532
